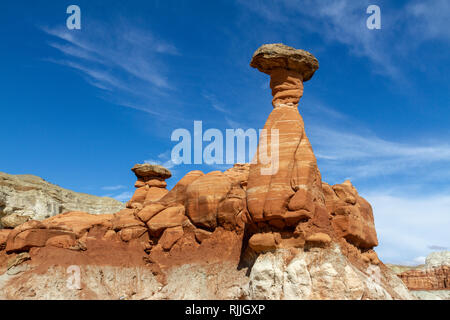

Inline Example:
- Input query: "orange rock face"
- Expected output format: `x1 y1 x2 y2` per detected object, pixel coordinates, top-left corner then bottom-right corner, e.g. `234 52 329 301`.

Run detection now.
246 44 330 249
323 181 378 249
398 266 449 290
127 164 172 209
185 171 232 228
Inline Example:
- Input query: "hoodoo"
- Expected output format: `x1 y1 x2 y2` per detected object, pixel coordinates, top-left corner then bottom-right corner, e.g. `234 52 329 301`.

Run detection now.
247 44 327 233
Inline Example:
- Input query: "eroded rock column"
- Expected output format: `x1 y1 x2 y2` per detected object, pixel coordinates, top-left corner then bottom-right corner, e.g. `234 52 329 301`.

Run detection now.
246 44 328 233
127 164 172 210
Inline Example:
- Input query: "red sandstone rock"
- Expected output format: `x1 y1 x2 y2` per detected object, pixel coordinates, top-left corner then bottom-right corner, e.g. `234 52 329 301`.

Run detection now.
323 181 378 249
136 203 166 223
185 171 232 229
128 164 173 208
128 186 148 207
146 205 187 235
45 234 77 249
111 209 145 231
194 229 212 243
249 233 277 252
217 198 244 230
0 229 11 250
224 163 250 185
41 211 113 238
144 187 169 205
146 179 167 188
306 233 332 246
398 266 449 290
158 226 184 250
246 44 326 233
118 226 148 242
159 170 204 206
6 229 76 253
134 180 146 188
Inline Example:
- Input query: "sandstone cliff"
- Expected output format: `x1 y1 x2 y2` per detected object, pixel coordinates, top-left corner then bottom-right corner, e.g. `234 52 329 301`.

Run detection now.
0 44 415 300
0 172 125 228
389 251 450 300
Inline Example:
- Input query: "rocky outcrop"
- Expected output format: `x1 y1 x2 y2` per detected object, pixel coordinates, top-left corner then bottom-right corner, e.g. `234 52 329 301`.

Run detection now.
0 172 124 229
425 251 450 268
0 44 413 300
395 251 449 292
247 247 411 300
398 266 448 291
127 164 171 210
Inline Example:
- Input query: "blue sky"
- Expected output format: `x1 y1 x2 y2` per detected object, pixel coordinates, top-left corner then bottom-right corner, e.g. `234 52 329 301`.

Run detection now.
0 0 449 265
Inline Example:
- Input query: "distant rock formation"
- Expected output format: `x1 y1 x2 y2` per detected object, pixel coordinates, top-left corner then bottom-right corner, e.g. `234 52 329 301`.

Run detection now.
0 44 414 300
388 251 449 300
0 172 125 228
396 251 449 291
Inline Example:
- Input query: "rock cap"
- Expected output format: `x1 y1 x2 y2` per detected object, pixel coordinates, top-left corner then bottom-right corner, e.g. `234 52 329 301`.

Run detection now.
131 164 172 180
250 43 319 81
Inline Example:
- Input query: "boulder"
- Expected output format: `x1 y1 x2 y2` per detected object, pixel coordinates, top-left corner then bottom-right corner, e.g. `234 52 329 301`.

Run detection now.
158 170 204 206
249 233 277 252
45 234 77 249
159 226 184 250
1 213 31 229
6 228 76 253
250 43 319 82
185 172 232 229
144 187 169 205
131 164 171 180
324 181 378 249
41 211 114 238
146 205 186 235
111 209 145 231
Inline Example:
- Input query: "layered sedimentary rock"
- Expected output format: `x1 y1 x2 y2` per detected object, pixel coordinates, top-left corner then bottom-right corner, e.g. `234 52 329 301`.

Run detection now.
0 172 124 229
247 44 324 228
0 44 413 300
396 251 449 292
126 164 172 210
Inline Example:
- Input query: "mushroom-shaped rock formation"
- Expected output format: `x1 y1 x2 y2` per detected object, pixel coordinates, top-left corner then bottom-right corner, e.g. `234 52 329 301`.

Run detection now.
250 43 319 107
246 43 328 241
132 164 172 180
250 43 319 79
127 164 172 210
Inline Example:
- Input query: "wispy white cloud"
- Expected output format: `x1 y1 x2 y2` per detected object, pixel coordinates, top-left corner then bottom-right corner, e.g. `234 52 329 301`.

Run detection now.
364 191 450 265
41 20 179 116
203 93 229 114
299 100 450 181
101 185 126 191
238 0 450 79
108 191 134 202
405 0 450 41
310 124 450 181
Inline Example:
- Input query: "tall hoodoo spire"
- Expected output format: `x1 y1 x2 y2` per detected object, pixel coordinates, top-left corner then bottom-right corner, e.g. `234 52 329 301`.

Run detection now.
246 43 327 229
